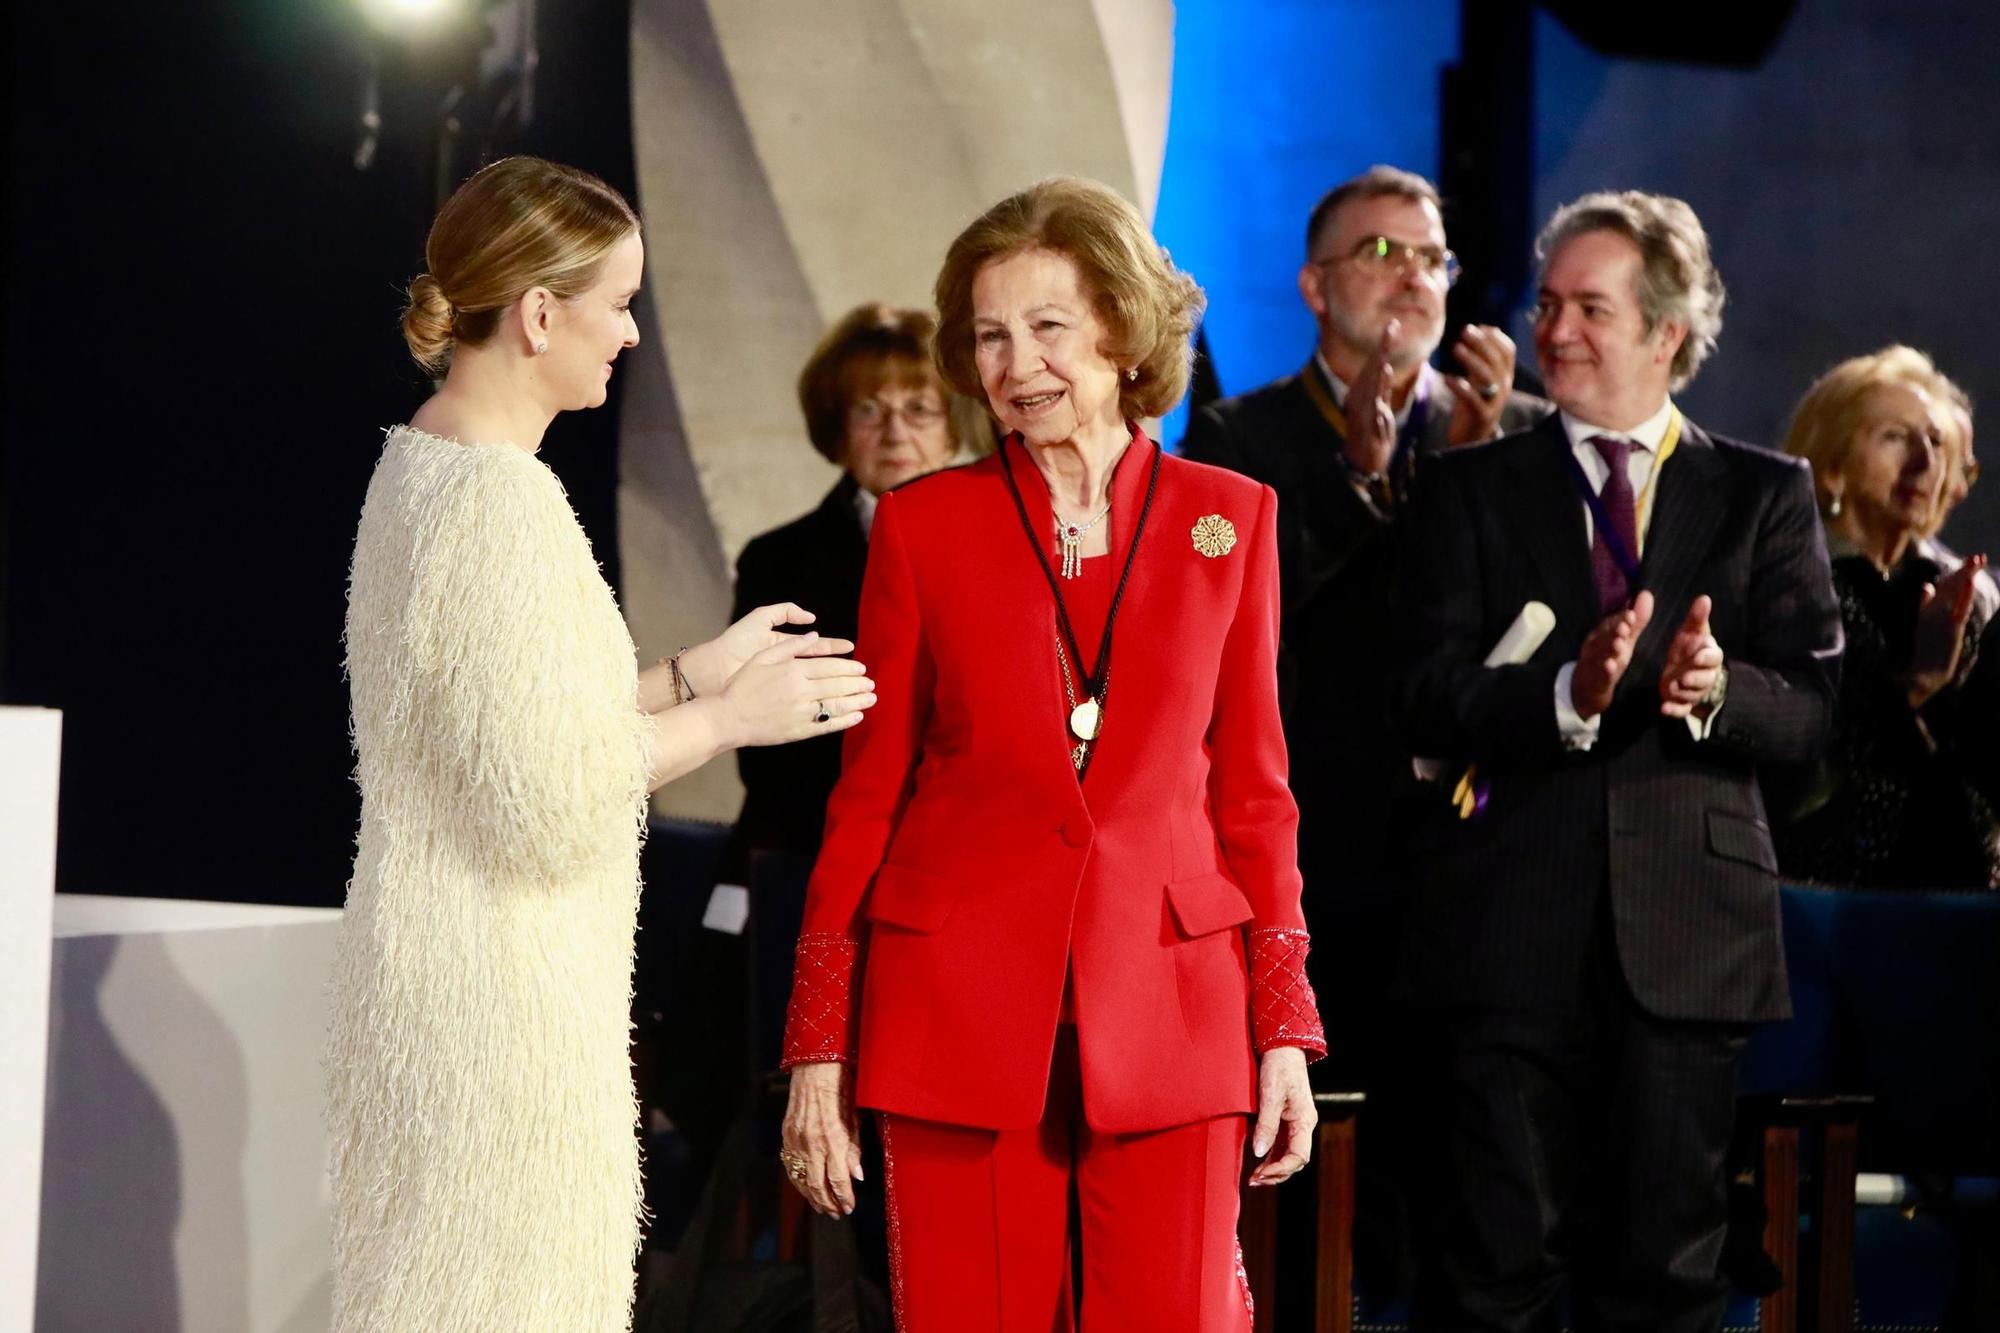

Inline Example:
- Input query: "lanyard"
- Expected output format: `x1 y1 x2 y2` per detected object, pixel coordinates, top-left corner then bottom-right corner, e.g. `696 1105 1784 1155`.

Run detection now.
998 433 1162 782
1560 406 1682 584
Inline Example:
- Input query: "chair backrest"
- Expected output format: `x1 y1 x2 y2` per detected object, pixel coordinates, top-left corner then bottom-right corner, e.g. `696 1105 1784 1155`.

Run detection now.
1742 884 2000 1173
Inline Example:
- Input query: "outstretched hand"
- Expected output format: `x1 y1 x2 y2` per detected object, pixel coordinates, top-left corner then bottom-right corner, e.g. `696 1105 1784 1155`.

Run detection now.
717 633 875 748
679 602 855 698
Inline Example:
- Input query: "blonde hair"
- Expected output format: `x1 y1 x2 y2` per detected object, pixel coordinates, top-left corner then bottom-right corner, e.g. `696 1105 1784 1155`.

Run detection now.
933 177 1205 422
1536 190 1725 390
797 303 951 463
401 157 640 374
1930 376 1976 537
1781 344 1950 515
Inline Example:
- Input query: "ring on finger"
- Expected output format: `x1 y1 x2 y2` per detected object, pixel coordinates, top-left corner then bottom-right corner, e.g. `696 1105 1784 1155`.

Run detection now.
1478 381 1501 401
813 700 832 724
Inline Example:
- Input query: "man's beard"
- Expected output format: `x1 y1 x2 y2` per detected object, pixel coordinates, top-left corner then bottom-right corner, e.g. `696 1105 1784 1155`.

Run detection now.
1328 304 1441 374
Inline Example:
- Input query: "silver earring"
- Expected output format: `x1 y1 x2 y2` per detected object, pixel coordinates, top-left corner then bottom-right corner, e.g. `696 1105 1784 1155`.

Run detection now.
1827 494 1843 518
534 340 548 355
1125 367 1138 382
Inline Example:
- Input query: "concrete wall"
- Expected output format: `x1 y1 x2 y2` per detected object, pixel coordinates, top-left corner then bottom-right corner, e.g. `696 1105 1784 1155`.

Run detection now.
623 0 1172 820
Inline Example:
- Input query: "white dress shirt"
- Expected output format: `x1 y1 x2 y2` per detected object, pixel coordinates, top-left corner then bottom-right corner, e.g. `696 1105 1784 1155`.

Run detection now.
1550 399 1719 747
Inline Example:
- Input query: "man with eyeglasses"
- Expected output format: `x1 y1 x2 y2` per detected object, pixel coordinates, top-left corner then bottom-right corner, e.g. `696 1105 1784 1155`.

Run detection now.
1181 163 1549 1315
1182 166 1547 888
1392 191 1842 1333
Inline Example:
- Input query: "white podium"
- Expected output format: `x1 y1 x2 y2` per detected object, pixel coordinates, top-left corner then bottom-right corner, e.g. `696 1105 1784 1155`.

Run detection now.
35 893 341 1333
2 708 62 1333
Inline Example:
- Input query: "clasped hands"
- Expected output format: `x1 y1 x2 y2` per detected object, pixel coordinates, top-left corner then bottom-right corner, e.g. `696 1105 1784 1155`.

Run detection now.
1572 590 1724 722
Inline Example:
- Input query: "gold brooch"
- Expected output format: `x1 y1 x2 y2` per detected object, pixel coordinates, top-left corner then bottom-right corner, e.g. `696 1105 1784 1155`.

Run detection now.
1191 514 1237 558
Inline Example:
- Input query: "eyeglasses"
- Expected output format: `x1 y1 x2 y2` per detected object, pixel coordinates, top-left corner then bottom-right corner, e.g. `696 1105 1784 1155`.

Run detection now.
848 398 948 431
1316 235 1461 287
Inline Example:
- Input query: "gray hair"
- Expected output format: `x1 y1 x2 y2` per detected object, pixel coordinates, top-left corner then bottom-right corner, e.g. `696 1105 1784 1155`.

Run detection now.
1535 190 1725 390
1305 165 1442 259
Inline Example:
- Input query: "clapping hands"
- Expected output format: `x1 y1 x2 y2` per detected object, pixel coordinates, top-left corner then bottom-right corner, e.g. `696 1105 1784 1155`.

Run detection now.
1443 324 1518 446
1659 595 1724 719
1908 555 1987 709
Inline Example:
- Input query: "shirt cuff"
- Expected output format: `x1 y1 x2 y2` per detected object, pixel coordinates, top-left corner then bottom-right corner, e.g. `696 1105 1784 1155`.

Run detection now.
1555 662 1601 751
1686 696 1722 741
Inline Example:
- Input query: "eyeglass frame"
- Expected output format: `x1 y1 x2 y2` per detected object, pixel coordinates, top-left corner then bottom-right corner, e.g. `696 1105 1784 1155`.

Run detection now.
1311 234 1462 288
846 395 950 432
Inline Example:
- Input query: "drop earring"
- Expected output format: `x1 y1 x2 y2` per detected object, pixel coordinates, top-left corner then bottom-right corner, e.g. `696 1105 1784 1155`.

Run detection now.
1827 494 1843 518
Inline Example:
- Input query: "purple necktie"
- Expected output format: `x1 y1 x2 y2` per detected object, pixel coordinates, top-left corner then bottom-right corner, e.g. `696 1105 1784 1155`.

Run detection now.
1589 435 1639 613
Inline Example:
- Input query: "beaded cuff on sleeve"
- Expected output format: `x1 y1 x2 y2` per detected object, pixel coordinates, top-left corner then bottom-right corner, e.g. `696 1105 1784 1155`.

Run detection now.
780 932 861 1067
1249 927 1327 1060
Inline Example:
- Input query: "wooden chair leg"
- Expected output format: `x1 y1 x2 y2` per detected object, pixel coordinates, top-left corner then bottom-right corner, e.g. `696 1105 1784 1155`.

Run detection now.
1815 1118 1858 1333
776 1173 810 1263
1239 1175 1279 1325
1314 1111 1357 1333
1760 1124 1800 1333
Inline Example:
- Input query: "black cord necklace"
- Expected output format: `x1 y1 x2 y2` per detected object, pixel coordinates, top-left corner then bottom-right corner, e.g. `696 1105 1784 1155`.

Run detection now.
998 431 1163 781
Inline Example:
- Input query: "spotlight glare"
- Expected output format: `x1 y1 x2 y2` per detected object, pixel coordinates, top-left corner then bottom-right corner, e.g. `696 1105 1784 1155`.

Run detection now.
359 0 463 38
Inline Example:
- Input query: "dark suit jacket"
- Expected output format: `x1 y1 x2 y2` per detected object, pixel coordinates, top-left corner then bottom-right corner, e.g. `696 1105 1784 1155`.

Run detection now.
1392 413 1842 1023
1180 363 1548 878
732 475 870 852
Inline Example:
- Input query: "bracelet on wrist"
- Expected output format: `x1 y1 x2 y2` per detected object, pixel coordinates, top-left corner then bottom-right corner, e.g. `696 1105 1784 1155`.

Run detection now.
664 647 697 706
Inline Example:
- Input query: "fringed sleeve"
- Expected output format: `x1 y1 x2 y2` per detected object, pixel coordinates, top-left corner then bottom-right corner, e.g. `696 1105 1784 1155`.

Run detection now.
403 452 650 883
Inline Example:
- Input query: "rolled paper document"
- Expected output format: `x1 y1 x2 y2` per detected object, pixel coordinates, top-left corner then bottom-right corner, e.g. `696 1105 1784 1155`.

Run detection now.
1484 600 1556 670
1431 601 1557 817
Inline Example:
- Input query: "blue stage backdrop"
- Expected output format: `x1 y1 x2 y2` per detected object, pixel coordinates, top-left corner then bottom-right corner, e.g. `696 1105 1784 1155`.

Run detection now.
1153 0 1460 446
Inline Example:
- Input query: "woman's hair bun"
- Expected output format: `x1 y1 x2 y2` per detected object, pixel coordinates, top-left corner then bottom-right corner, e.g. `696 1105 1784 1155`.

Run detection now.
401 273 455 374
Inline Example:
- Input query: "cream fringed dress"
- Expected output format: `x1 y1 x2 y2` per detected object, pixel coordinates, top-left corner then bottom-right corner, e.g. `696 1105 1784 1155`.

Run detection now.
329 426 654 1332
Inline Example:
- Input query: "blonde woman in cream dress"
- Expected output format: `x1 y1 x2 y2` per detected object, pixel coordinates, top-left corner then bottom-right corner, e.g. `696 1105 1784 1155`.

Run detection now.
329 157 877 1332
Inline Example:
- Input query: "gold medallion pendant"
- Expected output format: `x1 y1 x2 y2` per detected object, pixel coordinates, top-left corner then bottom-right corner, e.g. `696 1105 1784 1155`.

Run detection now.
1069 698 1101 741
1191 514 1237 558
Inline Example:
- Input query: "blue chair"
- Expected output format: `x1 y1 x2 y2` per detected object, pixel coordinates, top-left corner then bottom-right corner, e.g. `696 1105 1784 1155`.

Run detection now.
1740 885 2000 1332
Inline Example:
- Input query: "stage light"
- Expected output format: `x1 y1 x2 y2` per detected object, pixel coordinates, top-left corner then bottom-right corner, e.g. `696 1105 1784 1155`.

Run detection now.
358 0 464 40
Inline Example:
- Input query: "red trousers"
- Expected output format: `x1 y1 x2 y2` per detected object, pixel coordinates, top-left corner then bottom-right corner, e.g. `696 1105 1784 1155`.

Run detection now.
875 1026 1255 1332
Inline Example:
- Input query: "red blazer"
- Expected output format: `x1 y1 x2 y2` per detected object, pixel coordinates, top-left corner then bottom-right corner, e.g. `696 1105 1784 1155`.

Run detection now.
782 430 1324 1133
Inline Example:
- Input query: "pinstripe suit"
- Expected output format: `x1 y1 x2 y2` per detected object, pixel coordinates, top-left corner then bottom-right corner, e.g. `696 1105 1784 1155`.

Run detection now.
1391 413 1842 1332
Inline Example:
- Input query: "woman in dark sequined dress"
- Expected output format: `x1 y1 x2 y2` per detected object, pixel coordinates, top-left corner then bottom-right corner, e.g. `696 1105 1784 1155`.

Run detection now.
1777 345 2000 890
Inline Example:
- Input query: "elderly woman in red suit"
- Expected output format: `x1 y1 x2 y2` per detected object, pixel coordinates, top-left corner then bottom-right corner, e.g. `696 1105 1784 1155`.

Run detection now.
779 177 1326 1332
